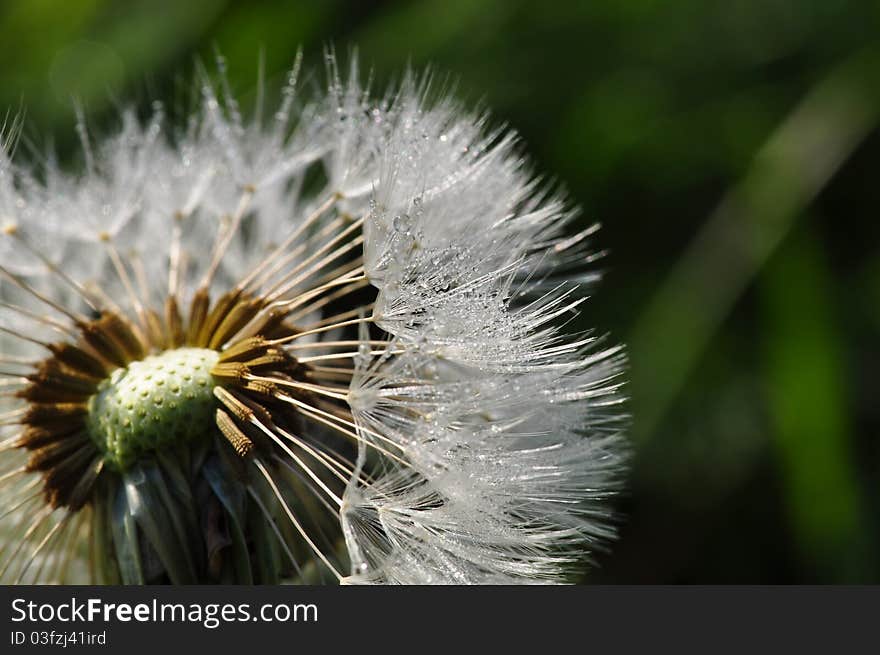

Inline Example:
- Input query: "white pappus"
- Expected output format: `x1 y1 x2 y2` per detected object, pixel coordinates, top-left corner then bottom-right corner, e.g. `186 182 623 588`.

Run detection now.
0 54 627 585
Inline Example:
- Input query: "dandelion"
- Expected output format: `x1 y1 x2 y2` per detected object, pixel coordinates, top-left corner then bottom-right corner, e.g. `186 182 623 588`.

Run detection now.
0 54 627 584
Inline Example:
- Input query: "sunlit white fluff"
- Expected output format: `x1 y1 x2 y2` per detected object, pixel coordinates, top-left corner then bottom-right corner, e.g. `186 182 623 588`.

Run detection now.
0 54 626 585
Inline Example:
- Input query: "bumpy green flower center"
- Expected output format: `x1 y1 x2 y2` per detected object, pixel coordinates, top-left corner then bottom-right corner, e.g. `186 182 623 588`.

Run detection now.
86 348 220 470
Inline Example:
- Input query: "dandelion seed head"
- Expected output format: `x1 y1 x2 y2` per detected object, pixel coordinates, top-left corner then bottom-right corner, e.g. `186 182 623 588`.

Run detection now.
0 54 627 585
85 348 219 470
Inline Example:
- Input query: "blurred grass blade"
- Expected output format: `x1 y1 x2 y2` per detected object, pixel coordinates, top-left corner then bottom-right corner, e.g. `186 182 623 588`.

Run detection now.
762 229 871 581
629 47 880 441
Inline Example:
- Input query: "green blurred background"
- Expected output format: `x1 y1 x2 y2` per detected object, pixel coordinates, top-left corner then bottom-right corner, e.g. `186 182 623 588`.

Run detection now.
2 0 878 583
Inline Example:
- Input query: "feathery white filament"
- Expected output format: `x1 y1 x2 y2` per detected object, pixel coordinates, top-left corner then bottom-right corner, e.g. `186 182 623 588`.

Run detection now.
0 54 627 585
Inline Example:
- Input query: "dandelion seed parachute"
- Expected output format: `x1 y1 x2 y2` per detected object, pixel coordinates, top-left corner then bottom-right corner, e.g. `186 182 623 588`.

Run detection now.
0 54 627 584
